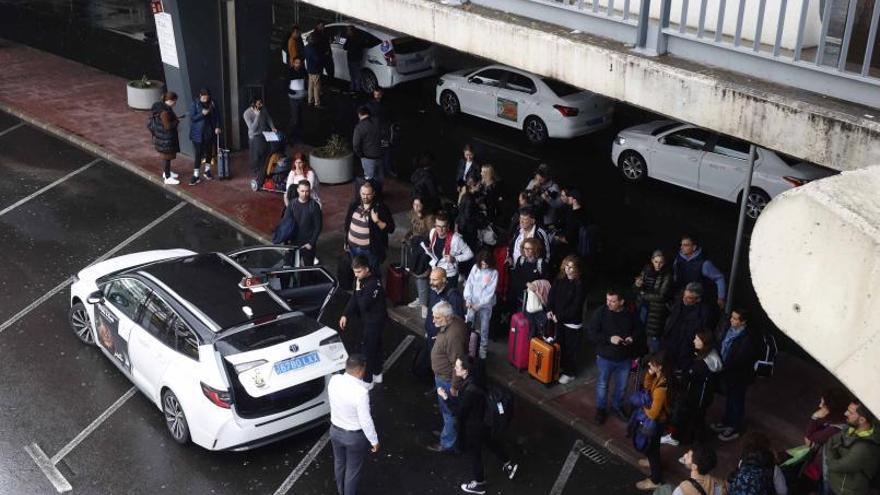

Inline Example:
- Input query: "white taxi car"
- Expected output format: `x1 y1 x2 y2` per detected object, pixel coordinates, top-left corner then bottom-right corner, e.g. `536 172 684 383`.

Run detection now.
303 23 438 92
435 64 615 144
611 120 835 218
68 246 347 451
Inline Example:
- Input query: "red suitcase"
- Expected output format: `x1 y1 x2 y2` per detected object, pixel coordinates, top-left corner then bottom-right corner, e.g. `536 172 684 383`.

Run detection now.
494 245 509 302
386 264 407 305
508 312 531 370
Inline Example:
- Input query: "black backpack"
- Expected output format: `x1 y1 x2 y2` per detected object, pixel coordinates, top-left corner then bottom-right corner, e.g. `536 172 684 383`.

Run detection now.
146 111 162 137
484 386 514 434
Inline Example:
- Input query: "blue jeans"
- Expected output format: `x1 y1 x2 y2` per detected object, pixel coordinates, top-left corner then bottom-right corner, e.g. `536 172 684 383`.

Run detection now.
348 60 363 92
475 306 492 359
595 355 630 412
361 157 383 183
349 246 379 274
435 376 457 450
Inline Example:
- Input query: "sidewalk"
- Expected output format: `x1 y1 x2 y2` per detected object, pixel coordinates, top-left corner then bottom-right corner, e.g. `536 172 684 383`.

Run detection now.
1 39 836 485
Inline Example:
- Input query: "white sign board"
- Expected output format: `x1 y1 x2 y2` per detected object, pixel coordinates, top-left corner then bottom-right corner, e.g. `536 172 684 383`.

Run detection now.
154 12 179 68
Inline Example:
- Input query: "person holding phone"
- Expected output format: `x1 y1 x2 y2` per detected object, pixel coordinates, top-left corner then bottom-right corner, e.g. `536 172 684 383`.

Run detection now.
588 289 642 425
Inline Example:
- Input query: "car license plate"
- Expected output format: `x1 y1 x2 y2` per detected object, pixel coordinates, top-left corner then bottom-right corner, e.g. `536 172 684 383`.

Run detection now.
274 351 319 375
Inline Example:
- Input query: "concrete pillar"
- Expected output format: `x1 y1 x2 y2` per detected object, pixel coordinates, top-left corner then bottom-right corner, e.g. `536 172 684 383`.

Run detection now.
750 166 880 415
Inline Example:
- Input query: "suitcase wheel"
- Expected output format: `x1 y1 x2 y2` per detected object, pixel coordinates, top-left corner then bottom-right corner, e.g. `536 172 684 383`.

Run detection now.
250 179 259 191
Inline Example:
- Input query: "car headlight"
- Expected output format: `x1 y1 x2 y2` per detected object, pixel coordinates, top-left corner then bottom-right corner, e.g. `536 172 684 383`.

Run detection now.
615 136 626 145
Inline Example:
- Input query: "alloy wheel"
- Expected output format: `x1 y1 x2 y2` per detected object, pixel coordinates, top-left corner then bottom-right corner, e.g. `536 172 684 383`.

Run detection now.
620 153 645 181
163 392 189 443
745 191 770 219
69 303 95 345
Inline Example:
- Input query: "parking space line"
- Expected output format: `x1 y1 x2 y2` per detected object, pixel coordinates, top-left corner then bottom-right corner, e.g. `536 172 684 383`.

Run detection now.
472 136 542 161
549 439 585 495
0 202 187 335
0 121 24 138
0 159 101 217
25 387 136 493
51 387 137 463
272 335 415 495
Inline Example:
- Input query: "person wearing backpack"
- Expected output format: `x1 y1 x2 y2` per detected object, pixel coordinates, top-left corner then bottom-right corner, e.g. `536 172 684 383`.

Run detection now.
710 308 761 442
652 445 728 495
148 92 182 185
728 432 788 494
438 357 518 495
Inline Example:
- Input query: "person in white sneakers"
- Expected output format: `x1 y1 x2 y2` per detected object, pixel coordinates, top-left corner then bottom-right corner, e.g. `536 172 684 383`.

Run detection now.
547 255 586 385
188 88 222 185
148 91 181 185
463 249 498 360
422 213 473 286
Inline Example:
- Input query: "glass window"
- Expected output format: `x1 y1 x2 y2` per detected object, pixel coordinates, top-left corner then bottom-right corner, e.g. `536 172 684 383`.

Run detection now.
103 278 150 321
141 294 175 348
470 69 506 88
506 73 536 94
169 317 199 360
712 135 751 160
664 128 713 150
358 29 381 47
541 77 581 97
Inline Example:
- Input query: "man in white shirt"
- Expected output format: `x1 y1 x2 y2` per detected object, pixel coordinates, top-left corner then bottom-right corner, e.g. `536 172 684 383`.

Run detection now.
328 354 380 495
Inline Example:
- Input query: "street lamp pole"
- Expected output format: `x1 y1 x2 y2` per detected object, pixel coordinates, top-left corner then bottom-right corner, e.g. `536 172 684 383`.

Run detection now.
725 143 757 315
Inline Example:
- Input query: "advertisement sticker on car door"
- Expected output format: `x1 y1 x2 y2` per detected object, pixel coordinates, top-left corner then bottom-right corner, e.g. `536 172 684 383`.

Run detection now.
96 303 131 371
496 97 518 121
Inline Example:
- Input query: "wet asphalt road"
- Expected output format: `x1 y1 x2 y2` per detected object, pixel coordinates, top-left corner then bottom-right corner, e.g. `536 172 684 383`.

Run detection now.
0 113 645 494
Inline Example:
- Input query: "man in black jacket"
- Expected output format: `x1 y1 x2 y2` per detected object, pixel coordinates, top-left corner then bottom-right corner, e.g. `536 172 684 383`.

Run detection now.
339 255 388 387
710 308 760 442
343 180 395 273
288 180 322 266
588 289 641 424
662 282 714 372
353 106 384 183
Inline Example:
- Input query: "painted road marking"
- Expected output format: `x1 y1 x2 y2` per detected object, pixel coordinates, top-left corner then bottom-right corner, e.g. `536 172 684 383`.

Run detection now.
549 439 585 495
0 202 186 335
0 121 24 138
273 335 415 495
0 159 102 217
473 136 541 161
25 387 137 493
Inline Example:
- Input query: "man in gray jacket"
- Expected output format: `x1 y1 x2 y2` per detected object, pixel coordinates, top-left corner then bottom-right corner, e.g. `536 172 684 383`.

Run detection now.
352 105 384 183
242 97 276 176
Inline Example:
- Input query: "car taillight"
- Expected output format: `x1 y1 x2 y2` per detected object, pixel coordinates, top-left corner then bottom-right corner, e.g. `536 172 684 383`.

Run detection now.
553 105 579 117
783 176 809 187
201 382 232 409
234 359 267 374
384 52 396 67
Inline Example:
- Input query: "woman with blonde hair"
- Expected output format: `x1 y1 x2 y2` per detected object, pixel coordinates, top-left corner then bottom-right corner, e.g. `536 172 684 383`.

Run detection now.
547 255 586 384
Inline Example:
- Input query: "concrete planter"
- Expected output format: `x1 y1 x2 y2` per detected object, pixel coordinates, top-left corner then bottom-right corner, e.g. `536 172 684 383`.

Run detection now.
126 80 163 110
309 152 354 185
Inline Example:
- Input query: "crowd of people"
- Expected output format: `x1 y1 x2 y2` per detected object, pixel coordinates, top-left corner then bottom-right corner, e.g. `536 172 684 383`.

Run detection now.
146 22 879 495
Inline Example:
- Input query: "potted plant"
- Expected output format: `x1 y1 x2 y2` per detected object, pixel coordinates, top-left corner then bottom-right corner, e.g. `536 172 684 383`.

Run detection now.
126 75 164 110
309 134 354 184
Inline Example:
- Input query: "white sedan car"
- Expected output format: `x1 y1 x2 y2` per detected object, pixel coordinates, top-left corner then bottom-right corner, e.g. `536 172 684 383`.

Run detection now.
435 65 615 144
68 246 347 451
303 23 438 92
610 120 835 218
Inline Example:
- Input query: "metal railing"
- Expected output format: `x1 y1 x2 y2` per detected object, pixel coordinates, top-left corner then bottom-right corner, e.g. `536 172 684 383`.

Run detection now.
472 0 880 107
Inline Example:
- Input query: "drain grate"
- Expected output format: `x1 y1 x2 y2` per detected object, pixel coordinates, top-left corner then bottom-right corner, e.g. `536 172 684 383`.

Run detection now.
578 444 608 465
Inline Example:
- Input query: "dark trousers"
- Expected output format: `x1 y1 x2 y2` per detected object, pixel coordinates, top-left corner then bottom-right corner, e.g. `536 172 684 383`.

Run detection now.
467 428 511 483
192 138 214 172
362 321 383 382
249 135 268 177
330 425 369 495
556 324 582 376
287 96 305 143
723 380 748 432
646 422 664 483
348 59 362 92
324 55 335 79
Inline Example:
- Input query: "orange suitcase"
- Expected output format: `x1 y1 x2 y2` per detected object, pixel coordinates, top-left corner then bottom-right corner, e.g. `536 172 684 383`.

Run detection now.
528 337 561 384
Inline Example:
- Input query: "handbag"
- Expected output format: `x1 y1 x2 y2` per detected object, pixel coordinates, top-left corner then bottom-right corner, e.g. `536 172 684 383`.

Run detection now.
478 225 498 245
525 289 543 313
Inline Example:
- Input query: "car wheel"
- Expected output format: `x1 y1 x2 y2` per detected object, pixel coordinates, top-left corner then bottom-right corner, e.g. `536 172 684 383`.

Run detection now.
744 188 771 220
69 302 95 345
361 69 379 93
523 116 549 145
162 389 191 445
440 90 460 117
618 151 647 182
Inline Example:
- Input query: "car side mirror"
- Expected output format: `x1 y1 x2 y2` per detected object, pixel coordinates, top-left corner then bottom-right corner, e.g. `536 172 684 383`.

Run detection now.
658 137 666 145
87 290 104 305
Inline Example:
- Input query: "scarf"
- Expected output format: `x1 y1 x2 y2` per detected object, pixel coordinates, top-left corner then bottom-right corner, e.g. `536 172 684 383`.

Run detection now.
721 325 746 362
430 230 453 256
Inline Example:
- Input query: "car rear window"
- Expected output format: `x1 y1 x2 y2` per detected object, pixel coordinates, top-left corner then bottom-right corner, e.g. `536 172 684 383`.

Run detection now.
215 314 322 354
541 78 581 97
392 36 432 54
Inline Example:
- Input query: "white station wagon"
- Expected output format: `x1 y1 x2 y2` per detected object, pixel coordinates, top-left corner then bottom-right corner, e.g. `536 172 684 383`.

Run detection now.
435 64 615 144
68 247 346 451
303 22 438 92
611 120 835 218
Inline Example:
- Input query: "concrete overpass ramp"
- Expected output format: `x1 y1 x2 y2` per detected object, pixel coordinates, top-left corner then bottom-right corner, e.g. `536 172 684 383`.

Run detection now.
750 166 880 415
